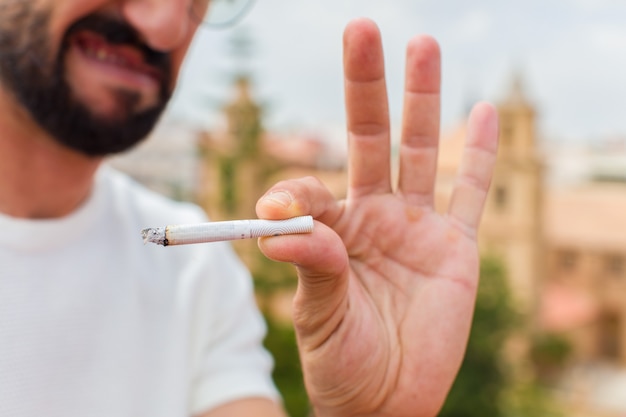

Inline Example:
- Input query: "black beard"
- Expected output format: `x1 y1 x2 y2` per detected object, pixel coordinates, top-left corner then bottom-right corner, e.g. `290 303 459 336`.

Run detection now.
0 6 173 156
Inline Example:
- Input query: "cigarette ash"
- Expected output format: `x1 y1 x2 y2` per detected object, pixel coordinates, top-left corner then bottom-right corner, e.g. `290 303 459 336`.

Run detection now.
141 226 167 246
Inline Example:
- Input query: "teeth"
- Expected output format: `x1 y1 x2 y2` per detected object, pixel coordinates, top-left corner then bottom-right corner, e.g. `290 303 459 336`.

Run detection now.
85 45 127 66
96 49 107 60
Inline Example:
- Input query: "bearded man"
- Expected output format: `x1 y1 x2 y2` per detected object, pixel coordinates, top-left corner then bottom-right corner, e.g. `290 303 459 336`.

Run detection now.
0 1 499 416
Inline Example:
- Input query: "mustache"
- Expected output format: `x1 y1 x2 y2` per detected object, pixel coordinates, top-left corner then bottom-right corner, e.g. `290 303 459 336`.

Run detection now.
64 14 172 75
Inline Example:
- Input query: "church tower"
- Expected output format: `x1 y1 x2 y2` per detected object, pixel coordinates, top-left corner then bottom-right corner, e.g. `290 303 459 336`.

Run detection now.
480 75 544 319
199 75 270 221
197 76 275 266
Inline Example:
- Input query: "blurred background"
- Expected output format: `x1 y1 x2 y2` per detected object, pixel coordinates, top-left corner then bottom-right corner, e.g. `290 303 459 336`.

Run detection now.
109 1 626 416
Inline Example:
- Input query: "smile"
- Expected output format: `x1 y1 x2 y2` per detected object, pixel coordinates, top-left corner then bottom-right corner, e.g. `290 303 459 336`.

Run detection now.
70 31 164 85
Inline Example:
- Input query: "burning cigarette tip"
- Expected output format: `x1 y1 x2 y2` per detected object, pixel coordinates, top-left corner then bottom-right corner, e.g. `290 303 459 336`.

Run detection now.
141 227 166 246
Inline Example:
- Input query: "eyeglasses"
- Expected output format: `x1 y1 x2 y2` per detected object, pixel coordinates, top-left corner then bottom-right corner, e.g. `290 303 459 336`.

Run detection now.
190 0 256 28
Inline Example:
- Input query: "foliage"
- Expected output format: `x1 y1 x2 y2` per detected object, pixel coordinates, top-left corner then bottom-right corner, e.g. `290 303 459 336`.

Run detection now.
252 253 310 417
529 333 572 369
253 254 299 296
263 316 311 417
503 380 562 417
218 157 237 213
529 332 572 383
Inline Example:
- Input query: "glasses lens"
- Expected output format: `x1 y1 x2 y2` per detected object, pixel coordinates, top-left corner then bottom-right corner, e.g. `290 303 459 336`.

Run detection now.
193 0 255 28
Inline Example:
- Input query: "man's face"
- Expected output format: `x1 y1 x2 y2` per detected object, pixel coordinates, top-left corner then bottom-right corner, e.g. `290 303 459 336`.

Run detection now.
0 1 202 156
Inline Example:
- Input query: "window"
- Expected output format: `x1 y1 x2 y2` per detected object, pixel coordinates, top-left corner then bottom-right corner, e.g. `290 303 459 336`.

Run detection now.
605 254 624 277
598 313 622 361
500 121 514 146
493 185 508 210
559 250 578 271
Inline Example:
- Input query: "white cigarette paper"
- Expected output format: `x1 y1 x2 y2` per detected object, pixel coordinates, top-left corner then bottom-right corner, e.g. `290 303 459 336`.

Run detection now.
141 215 314 246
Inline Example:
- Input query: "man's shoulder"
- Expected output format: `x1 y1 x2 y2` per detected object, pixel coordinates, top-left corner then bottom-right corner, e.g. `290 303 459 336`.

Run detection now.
97 165 208 227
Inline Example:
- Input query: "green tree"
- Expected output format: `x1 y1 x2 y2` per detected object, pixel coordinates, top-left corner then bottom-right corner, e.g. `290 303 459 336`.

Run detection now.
253 254 311 417
263 316 310 417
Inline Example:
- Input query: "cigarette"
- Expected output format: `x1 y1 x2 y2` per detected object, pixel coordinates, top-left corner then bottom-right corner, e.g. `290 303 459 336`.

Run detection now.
141 215 314 247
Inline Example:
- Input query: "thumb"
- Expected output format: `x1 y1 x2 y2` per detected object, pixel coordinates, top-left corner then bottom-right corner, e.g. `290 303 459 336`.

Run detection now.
257 220 350 345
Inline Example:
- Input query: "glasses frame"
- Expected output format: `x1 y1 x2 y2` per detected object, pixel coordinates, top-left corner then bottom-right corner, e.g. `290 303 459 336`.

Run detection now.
189 0 257 29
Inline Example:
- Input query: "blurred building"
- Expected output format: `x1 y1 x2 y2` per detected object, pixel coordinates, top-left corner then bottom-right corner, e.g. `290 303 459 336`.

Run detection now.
437 77 626 417
107 118 201 202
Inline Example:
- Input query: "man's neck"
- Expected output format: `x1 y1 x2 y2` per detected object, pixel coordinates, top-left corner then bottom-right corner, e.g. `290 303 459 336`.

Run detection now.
0 92 102 219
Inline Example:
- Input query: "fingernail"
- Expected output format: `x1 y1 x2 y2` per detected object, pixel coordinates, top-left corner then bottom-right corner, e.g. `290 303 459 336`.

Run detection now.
264 191 293 208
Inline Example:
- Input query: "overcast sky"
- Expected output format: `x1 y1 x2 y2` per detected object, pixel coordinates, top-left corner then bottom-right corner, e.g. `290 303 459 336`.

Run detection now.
166 0 626 144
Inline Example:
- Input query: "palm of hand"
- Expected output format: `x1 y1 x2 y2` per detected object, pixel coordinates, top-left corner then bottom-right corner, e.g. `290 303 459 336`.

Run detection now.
297 197 481 417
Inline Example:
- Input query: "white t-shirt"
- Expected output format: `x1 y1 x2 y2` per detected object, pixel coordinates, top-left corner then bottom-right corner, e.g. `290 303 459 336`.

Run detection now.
0 166 279 417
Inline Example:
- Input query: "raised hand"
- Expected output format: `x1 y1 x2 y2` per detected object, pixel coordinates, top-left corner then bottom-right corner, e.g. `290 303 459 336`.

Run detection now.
256 18 499 417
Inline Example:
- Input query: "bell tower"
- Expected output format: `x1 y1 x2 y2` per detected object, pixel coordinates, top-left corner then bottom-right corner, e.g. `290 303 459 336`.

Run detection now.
480 75 544 318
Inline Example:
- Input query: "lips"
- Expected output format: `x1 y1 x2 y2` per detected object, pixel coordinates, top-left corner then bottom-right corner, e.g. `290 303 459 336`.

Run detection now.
70 31 164 84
